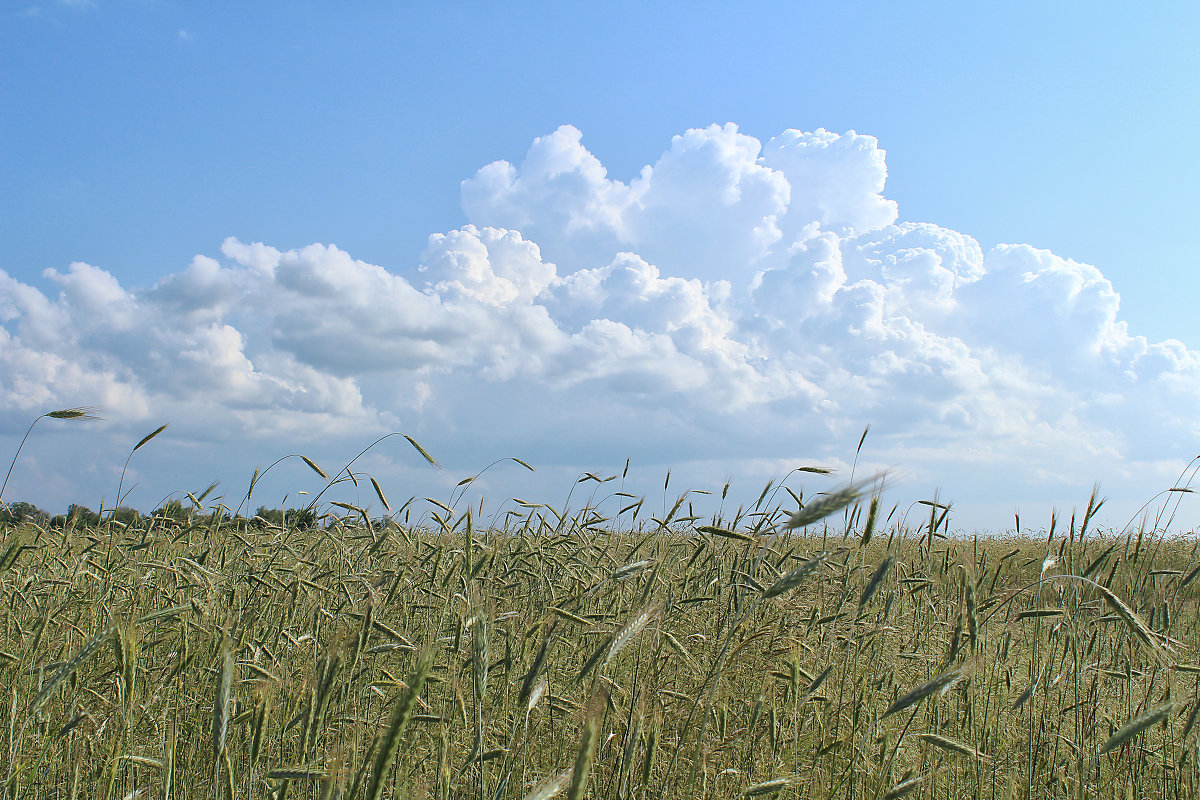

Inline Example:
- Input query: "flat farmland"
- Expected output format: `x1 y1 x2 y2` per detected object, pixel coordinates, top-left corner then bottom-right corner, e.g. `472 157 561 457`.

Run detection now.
2 483 1199 800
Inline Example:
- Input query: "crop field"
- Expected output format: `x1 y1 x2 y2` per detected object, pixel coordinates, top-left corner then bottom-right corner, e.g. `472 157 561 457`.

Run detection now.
2 484 1200 800
1 425 1199 799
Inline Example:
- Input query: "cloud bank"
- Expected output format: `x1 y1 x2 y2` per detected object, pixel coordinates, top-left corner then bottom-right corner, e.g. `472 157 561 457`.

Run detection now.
2 123 1198 528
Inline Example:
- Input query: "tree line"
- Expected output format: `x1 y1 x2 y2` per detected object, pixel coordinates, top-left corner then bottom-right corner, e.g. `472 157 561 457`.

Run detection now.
0 500 329 530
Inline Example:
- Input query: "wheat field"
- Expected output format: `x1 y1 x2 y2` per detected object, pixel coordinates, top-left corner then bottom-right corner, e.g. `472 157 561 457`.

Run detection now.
1 425 1199 799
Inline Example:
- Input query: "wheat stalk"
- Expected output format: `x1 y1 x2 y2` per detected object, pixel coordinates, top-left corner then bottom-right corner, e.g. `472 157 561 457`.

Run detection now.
365 647 434 800
1 407 98 504
1100 702 1175 754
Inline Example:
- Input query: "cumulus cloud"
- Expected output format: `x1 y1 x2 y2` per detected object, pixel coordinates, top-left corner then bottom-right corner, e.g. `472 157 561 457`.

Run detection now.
462 123 899 283
2 123 1198 527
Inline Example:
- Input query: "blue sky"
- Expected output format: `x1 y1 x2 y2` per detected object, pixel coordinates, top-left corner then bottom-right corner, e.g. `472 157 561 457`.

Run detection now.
2 1 1199 532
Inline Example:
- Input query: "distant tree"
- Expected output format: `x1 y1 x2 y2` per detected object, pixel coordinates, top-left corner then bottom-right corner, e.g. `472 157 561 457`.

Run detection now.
253 507 285 528
109 506 142 526
154 500 191 524
286 507 318 531
0 501 49 525
249 506 320 530
65 504 100 528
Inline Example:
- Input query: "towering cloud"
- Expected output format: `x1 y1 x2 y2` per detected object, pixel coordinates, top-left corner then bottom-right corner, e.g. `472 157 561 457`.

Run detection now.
1 123 1196 526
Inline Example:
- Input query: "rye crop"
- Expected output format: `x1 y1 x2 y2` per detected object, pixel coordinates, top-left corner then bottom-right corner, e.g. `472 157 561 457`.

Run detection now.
1 419 1199 799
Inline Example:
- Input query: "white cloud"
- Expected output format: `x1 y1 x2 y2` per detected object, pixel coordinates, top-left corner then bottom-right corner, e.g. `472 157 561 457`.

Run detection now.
2 123 1198 530
462 123 899 284
461 125 636 272
761 128 898 237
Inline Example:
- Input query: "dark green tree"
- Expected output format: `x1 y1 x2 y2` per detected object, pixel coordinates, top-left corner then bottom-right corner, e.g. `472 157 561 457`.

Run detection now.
0 501 48 525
